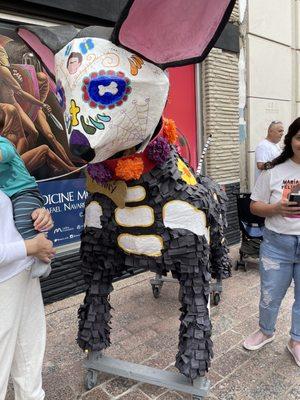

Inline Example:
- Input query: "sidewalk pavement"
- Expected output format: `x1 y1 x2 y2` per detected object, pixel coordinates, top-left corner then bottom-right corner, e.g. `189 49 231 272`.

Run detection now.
5 245 300 400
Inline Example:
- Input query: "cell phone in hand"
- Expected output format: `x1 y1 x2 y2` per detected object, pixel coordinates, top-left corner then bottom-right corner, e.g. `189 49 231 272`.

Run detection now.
289 193 300 206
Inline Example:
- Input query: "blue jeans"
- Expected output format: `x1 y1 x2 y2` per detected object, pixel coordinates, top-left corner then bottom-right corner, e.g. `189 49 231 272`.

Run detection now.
259 228 300 341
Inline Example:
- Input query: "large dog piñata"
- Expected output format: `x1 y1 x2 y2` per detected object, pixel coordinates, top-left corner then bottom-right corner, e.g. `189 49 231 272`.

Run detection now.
19 0 235 380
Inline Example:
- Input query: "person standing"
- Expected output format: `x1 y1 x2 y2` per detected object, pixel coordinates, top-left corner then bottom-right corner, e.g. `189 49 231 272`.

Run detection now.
0 191 54 400
254 120 284 181
243 117 300 367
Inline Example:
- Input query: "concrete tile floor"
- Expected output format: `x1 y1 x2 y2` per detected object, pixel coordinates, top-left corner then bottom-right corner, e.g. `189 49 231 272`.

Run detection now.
5 245 300 400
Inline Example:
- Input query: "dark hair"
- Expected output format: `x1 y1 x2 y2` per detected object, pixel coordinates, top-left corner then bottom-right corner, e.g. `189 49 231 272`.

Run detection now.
67 52 83 67
272 117 300 167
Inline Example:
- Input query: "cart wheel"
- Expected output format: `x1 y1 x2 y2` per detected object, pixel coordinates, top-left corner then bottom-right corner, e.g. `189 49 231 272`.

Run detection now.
235 261 246 271
152 285 161 298
85 369 98 390
213 292 221 306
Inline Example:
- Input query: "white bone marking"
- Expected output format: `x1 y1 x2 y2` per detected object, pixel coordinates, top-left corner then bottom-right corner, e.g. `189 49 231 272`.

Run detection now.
117 234 163 256
84 201 103 229
125 186 146 203
115 206 154 227
163 200 209 242
98 81 118 96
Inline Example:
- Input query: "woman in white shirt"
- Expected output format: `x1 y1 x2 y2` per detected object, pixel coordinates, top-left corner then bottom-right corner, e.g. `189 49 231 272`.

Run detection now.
0 190 54 400
243 117 300 367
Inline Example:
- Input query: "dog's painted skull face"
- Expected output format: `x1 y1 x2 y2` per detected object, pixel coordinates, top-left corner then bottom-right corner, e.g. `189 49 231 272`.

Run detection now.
55 38 169 163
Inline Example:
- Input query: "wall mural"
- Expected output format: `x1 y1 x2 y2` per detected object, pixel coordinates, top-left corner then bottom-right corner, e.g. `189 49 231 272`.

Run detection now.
0 23 86 180
0 22 87 246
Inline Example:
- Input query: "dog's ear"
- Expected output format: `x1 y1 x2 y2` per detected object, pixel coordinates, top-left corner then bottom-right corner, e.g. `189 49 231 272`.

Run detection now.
17 25 79 78
111 0 236 69
76 26 113 41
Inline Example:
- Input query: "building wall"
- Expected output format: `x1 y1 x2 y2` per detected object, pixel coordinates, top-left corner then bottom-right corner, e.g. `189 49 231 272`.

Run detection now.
202 49 240 183
230 0 240 25
245 0 299 190
201 2 240 245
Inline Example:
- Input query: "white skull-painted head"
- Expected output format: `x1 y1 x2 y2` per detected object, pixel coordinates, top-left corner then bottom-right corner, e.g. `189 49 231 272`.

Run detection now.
55 38 169 163
18 0 235 165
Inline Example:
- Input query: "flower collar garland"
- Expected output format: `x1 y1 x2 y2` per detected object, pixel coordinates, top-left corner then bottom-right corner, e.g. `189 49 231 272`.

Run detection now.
87 118 178 184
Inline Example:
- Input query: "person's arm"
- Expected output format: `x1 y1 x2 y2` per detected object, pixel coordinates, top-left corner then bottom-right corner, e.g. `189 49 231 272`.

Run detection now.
1 67 51 111
25 234 55 263
0 234 55 267
250 170 300 217
251 199 300 218
256 162 272 171
256 162 265 171
31 207 54 232
0 240 27 267
256 144 271 171
0 207 55 267
256 161 272 171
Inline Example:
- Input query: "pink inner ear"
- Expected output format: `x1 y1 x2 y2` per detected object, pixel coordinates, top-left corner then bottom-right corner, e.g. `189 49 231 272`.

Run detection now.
18 28 55 76
119 0 232 65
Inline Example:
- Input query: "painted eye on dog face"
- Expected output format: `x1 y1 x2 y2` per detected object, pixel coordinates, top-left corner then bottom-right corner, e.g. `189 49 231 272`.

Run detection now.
82 71 131 109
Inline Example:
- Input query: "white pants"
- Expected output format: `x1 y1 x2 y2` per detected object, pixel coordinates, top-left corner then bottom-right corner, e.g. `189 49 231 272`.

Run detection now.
0 270 46 400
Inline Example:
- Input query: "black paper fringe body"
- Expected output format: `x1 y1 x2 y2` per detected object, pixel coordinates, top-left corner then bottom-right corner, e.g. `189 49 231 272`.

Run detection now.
78 148 231 381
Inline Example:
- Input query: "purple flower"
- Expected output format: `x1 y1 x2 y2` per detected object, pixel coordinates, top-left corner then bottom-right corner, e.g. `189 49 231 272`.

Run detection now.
87 162 112 184
147 137 170 165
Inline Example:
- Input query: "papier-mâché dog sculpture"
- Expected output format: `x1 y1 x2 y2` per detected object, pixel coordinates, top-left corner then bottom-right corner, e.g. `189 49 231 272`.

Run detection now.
19 0 235 380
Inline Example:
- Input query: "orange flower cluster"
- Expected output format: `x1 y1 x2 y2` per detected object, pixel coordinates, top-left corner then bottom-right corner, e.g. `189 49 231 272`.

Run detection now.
115 157 144 181
163 118 178 144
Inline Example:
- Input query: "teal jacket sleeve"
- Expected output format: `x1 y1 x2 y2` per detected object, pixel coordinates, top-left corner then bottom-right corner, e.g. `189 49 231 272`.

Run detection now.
0 141 16 163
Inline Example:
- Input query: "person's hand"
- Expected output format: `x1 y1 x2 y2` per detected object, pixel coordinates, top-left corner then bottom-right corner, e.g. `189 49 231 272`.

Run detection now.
275 199 300 217
31 208 53 232
42 103 52 114
25 234 56 263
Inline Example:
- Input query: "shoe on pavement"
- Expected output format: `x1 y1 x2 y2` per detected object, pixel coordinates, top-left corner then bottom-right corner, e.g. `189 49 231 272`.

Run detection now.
243 330 275 351
287 340 300 367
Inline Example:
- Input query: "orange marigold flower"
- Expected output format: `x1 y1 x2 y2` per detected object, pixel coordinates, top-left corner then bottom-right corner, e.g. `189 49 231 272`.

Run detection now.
115 157 144 181
163 118 178 144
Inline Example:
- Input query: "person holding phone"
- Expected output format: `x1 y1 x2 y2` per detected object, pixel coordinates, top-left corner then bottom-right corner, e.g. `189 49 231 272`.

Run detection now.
288 188 300 211
243 117 300 367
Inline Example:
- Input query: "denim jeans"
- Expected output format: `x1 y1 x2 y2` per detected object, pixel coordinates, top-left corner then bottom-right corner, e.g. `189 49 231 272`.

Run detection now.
259 227 300 341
